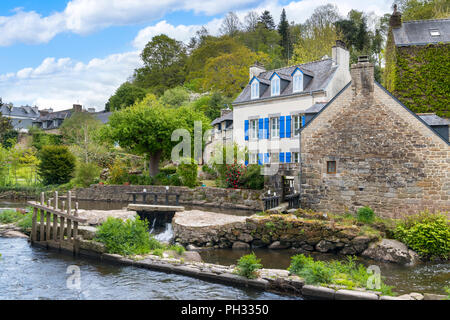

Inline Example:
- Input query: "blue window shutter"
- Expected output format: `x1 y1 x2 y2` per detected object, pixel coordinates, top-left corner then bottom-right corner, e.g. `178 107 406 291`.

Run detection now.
280 116 285 138
245 160 249 166
264 153 269 163
258 153 263 165
286 116 291 138
264 118 269 139
301 115 305 127
280 152 285 163
286 152 291 163
258 118 263 139
244 120 249 141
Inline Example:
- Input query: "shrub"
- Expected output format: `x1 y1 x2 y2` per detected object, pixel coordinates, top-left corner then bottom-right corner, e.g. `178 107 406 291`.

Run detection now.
108 160 128 185
38 145 76 185
394 212 450 260
73 162 101 187
225 161 244 189
240 164 264 190
0 209 24 224
169 244 186 255
288 254 394 295
357 206 375 224
160 165 177 175
236 253 263 279
95 216 151 256
177 158 198 188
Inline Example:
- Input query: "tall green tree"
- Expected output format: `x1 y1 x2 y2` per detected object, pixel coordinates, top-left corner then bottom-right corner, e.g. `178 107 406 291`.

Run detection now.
395 0 450 20
259 10 276 30
278 9 292 62
133 35 188 95
106 82 147 111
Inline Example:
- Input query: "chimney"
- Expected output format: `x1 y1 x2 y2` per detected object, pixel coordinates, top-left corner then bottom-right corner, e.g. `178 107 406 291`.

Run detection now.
221 107 232 117
389 4 402 28
249 62 265 80
73 104 82 112
332 40 349 68
351 56 374 98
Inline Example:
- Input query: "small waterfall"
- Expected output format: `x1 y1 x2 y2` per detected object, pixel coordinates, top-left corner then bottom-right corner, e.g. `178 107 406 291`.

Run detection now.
153 223 174 243
148 218 157 234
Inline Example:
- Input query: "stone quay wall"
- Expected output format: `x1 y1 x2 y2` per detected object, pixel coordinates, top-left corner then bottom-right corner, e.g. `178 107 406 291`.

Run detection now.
74 185 264 211
173 213 380 255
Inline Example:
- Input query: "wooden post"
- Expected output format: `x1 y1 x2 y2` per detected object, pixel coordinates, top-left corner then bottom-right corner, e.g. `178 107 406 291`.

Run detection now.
73 202 79 255
31 207 37 243
53 191 59 240
39 193 45 241
66 191 72 241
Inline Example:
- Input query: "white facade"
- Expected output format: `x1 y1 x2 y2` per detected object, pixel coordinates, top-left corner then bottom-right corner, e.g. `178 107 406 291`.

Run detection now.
232 43 351 165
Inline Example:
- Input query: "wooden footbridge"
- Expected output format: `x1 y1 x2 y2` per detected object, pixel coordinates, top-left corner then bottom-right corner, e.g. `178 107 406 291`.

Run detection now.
28 191 87 255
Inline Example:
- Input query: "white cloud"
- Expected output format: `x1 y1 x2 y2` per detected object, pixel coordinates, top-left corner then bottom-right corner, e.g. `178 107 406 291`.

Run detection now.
0 52 141 110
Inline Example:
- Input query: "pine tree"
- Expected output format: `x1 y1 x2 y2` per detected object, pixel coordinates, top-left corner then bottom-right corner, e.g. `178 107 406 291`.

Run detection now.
258 10 275 30
278 9 291 61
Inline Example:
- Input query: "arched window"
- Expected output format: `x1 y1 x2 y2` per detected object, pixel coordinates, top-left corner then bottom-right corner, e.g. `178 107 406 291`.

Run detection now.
293 69 303 93
271 75 280 96
251 80 259 99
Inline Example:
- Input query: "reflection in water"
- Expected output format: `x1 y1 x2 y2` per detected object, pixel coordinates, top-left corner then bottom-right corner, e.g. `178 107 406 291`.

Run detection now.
0 238 297 300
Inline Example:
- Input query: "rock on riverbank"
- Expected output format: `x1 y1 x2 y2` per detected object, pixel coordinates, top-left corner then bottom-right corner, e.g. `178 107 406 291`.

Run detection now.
361 239 419 266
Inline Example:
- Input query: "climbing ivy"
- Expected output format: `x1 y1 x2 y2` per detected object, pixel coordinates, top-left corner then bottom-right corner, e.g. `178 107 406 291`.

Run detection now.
384 42 450 118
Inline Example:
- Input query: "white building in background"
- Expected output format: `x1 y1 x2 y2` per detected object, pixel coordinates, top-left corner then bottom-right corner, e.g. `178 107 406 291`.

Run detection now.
232 40 351 165
204 108 233 164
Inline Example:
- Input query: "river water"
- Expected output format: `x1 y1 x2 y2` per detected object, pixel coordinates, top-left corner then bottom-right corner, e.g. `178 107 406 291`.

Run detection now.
1 200 449 297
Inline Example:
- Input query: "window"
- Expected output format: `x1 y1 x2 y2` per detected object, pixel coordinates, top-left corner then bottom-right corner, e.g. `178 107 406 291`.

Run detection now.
293 70 303 93
293 114 303 137
251 80 259 99
249 152 258 164
250 119 258 139
271 75 280 96
430 29 440 37
270 117 280 138
292 152 300 163
270 152 279 163
327 161 336 174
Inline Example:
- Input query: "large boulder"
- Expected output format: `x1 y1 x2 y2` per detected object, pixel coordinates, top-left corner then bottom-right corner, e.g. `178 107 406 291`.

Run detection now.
362 239 419 266
268 241 290 250
232 241 250 250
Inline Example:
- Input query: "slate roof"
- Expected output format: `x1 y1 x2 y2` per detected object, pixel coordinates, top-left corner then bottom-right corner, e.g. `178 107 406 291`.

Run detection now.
233 59 338 105
36 109 72 121
304 103 326 114
418 114 450 126
393 18 450 46
0 105 40 118
211 111 233 125
94 111 112 124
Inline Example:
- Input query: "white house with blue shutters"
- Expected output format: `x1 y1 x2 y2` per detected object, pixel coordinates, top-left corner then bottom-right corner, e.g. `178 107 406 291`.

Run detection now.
232 41 351 166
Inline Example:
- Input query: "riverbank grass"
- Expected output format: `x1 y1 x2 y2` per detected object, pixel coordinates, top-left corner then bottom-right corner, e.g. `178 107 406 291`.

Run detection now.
288 254 394 296
0 209 24 224
235 253 263 279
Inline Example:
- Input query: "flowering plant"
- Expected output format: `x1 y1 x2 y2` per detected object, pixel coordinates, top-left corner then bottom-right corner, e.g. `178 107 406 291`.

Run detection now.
225 161 245 189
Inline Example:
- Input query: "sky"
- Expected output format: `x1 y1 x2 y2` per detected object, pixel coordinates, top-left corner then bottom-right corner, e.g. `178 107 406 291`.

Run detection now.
0 0 393 111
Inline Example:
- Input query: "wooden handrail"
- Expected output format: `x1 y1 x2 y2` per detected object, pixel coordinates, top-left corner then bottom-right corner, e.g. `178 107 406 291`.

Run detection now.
27 201 87 223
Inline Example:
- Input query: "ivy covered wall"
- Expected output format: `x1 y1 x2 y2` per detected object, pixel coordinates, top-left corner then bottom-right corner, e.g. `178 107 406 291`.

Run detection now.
384 41 450 118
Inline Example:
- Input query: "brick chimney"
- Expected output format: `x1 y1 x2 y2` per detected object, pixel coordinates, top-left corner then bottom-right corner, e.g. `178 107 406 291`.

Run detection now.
221 107 232 117
389 4 402 28
249 62 265 80
351 56 374 98
73 104 82 112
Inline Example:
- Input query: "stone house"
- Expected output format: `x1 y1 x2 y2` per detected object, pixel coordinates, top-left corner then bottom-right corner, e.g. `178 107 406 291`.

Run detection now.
204 108 233 164
298 56 450 218
232 41 351 166
0 104 40 132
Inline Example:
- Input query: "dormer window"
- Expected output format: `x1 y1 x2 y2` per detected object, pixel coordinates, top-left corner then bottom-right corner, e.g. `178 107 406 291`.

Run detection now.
293 69 303 93
271 74 280 96
251 79 259 99
430 29 440 37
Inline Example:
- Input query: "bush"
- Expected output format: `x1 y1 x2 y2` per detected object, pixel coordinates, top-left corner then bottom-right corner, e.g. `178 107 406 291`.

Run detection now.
224 161 244 189
240 164 264 190
288 254 394 295
95 216 151 256
357 206 375 224
236 253 263 279
177 158 198 188
394 211 450 260
160 165 177 175
0 209 24 224
73 162 101 187
38 145 76 185
108 160 128 185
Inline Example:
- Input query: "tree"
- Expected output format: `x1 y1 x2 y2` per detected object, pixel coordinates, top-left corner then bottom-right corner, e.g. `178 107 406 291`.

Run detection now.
60 112 103 163
219 12 242 37
133 35 188 95
38 145 76 185
191 92 231 120
278 9 292 61
106 82 147 111
244 11 259 32
102 94 210 177
259 10 276 30
159 86 191 108
395 0 450 21
202 46 270 97
0 101 16 149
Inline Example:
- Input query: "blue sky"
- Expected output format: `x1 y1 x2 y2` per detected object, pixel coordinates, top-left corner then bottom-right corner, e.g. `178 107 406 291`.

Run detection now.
0 0 392 110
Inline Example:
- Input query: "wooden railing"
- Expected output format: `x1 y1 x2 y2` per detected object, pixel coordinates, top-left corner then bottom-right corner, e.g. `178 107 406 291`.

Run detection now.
285 193 300 209
127 190 181 206
28 191 87 255
262 195 280 211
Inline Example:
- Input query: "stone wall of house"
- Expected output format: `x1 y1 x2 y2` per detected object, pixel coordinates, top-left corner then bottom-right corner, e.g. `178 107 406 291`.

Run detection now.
300 60 450 218
74 185 264 211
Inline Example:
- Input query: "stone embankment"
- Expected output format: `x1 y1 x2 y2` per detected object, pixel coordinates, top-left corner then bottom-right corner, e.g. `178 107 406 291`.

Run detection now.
173 212 381 256
74 185 264 211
